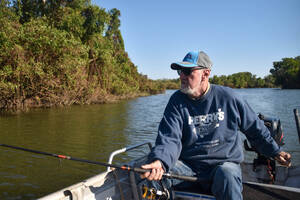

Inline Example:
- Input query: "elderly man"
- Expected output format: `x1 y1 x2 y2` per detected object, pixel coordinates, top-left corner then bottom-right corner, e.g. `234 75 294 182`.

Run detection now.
141 51 291 200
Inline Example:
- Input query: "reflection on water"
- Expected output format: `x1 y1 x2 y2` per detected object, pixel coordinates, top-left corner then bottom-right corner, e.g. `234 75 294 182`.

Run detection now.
0 103 131 199
0 88 300 199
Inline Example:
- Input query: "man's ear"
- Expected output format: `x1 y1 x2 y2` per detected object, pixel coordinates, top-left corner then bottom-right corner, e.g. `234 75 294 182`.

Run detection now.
202 69 211 80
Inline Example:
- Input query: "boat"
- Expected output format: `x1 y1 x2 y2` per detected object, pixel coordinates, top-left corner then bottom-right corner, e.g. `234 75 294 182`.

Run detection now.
39 142 300 200
32 110 300 199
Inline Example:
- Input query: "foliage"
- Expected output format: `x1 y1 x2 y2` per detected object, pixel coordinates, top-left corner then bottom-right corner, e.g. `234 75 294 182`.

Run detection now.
156 72 277 90
0 17 89 110
1 1 297 112
270 56 300 89
155 78 180 89
151 69 284 90
209 72 277 88
0 1 164 112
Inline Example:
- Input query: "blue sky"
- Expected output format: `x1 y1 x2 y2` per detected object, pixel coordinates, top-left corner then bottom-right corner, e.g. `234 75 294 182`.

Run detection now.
92 0 300 80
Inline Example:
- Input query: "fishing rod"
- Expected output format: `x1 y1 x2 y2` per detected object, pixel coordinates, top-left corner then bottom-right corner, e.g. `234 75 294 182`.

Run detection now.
0 144 198 182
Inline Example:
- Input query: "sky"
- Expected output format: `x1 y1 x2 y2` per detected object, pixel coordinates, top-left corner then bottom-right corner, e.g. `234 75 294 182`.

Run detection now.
92 0 300 80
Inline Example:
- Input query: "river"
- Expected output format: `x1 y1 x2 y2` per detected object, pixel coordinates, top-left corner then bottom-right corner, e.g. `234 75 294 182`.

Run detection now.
0 88 300 199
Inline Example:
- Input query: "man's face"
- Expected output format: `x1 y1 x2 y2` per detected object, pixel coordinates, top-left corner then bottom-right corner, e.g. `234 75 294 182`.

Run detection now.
178 68 203 96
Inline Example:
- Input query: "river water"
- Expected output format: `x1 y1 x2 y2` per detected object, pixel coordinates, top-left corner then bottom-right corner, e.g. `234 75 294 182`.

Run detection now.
0 88 300 199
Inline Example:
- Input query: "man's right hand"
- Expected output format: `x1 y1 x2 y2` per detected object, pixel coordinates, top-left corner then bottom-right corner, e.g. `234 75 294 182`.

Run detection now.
275 151 291 167
140 160 165 181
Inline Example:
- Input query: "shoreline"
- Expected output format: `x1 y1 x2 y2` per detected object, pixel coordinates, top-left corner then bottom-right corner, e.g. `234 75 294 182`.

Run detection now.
0 91 163 115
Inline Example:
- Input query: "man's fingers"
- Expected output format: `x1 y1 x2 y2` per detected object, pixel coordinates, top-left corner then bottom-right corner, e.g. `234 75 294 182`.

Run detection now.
140 164 158 180
285 153 291 161
153 169 160 180
140 171 150 179
281 152 291 166
276 151 292 167
148 168 157 180
140 160 165 180
141 164 153 169
156 168 164 180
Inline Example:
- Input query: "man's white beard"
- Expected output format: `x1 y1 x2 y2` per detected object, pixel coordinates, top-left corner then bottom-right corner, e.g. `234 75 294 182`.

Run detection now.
180 75 202 97
180 86 197 96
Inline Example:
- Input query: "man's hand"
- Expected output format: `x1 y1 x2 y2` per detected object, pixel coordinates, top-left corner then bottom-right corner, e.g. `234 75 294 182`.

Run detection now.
140 160 165 181
275 151 291 167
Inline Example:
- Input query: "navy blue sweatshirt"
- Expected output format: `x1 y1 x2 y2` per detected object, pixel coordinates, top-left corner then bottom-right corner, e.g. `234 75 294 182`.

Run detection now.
149 84 280 172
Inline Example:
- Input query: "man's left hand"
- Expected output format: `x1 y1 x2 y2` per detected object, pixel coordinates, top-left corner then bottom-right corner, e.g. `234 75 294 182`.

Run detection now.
275 151 291 167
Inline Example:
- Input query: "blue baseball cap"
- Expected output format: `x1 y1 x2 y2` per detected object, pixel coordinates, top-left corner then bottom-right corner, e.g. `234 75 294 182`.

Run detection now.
171 51 212 70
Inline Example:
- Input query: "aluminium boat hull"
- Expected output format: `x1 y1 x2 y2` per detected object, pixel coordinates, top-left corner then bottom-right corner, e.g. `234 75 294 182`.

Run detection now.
39 161 300 200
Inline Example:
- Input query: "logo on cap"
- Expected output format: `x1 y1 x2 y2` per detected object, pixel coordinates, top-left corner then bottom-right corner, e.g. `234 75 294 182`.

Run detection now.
186 53 192 59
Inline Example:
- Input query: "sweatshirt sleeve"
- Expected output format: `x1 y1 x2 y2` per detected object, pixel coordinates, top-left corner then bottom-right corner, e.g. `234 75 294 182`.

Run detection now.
148 95 183 172
237 97 281 158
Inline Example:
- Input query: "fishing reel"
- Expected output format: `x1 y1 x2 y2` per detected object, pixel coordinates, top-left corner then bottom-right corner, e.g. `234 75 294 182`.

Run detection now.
141 184 170 200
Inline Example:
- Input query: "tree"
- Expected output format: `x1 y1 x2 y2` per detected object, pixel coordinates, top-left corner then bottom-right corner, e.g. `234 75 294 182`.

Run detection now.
263 75 276 88
105 8 124 50
270 56 300 89
209 72 277 88
0 1 165 112
82 5 109 43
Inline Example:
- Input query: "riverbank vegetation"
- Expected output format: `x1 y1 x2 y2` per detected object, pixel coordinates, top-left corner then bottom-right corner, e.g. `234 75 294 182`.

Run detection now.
157 72 277 89
209 56 300 89
155 79 180 90
161 56 300 89
270 56 300 89
1 1 299 113
209 72 276 88
0 1 165 112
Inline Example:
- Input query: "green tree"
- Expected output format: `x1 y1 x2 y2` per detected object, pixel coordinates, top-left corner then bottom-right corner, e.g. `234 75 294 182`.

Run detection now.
0 1 166 112
263 75 276 88
81 5 109 43
105 8 124 50
209 72 277 88
270 56 300 89
1 0 12 17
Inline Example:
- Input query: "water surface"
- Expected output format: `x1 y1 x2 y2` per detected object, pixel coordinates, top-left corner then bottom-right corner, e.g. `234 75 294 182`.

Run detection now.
0 88 299 199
